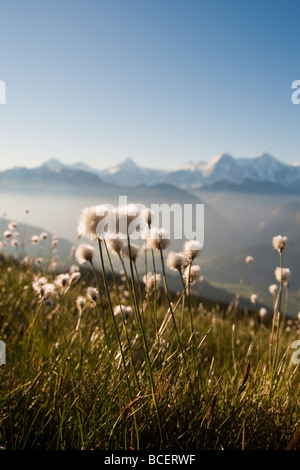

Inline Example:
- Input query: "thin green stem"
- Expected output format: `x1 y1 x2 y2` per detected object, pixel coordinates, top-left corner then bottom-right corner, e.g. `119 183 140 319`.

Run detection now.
159 248 185 358
151 248 158 332
126 234 163 446
97 238 133 400
103 239 141 393
89 260 111 362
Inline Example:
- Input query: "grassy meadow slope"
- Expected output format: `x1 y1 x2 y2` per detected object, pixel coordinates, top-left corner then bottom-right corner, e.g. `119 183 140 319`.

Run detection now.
0 252 299 450
0 165 299 450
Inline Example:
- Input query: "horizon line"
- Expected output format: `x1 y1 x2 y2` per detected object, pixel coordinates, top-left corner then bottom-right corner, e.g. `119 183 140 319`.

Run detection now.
1 151 300 173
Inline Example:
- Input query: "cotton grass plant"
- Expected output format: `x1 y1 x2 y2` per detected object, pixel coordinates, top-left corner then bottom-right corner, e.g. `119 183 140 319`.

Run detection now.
0 206 299 450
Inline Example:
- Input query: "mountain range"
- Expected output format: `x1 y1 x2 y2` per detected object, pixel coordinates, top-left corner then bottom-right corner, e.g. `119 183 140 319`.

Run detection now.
1 153 300 315
1 152 300 192
35 152 300 191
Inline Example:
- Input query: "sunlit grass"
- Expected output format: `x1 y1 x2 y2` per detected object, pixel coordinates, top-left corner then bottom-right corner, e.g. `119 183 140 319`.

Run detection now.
0 255 299 450
0 209 299 450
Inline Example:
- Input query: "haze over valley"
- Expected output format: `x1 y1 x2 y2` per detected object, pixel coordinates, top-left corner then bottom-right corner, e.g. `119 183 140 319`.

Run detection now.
1 152 299 314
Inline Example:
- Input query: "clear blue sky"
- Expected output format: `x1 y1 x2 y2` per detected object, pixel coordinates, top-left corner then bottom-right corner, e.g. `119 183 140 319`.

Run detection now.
0 0 299 170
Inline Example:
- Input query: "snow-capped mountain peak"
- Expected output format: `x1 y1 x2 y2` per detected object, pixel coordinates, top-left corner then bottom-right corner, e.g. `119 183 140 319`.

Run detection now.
121 157 139 168
107 157 140 175
20 152 300 190
202 153 236 178
183 160 197 171
42 158 64 172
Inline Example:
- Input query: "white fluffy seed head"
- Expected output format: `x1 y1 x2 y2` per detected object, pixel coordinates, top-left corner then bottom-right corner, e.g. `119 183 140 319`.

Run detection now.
3 230 12 239
114 204 140 234
76 296 86 311
106 233 125 256
8 220 17 230
124 204 139 224
259 307 268 318
113 304 132 320
40 283 55 300
183 265 201 285
32 278 55 300
87 287 99 302
54 273 70 289
40 232 48 241
269 284 278 295
272 235 288 253
141 208 154 227
245 255 254 264
123 243 140 262
75 244 95 264
11 240 18 248
274 267 291 284
77 205 109 240
250 294 257 304
166 251 186 272
32 276 48 292
183 239 202 262
143 271 161 294
146 228 170 251
31 235 39 245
